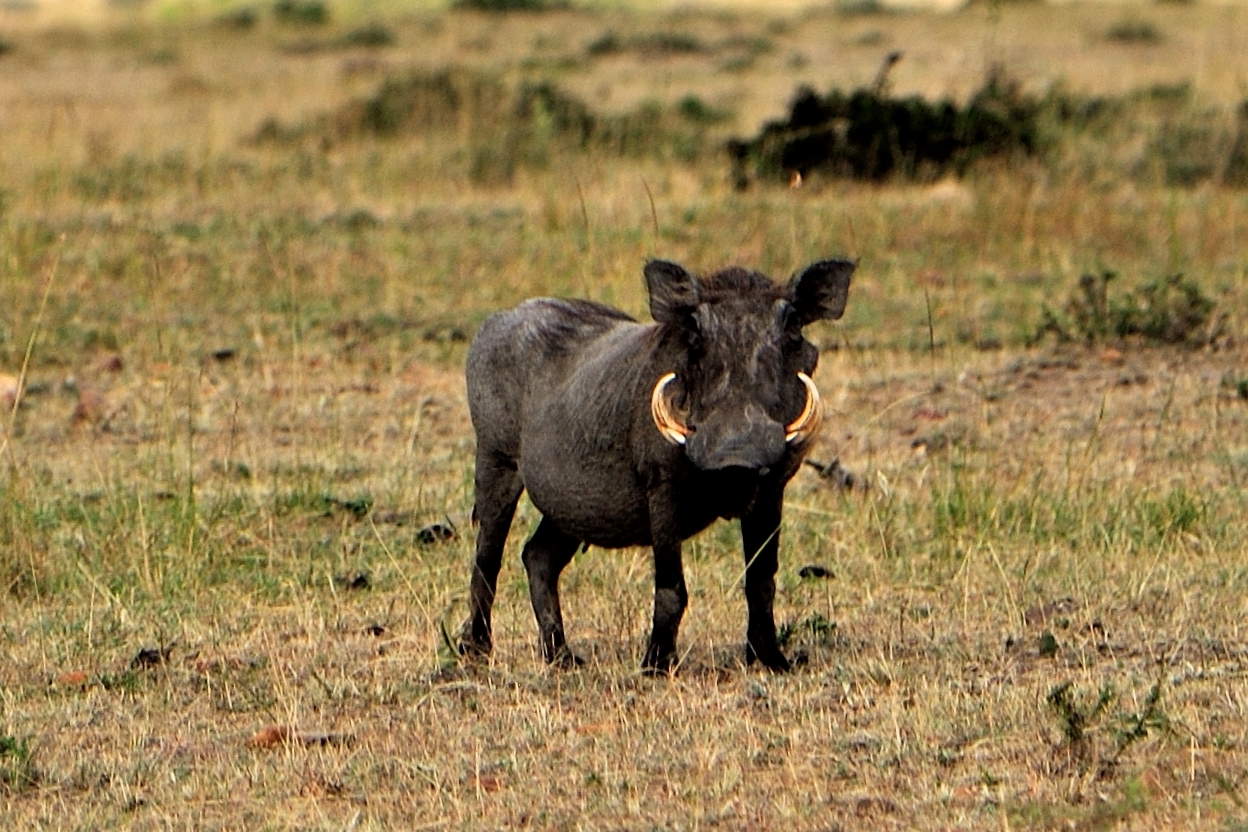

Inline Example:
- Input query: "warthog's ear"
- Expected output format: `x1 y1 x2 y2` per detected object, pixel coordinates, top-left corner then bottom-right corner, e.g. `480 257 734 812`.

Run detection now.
786 259 856 326
644 260 701 326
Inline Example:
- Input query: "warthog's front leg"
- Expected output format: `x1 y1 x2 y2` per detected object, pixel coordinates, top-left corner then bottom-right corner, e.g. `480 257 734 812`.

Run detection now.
740 488 791 672
521 517 583 667
642 489 688 673
461 454 523 658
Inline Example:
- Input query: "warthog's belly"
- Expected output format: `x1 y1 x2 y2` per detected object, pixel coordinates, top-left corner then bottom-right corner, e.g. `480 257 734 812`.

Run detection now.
520 447 651 547
522 457 765 549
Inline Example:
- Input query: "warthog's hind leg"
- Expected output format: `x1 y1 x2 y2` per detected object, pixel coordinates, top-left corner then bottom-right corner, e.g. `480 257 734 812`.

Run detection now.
521 517 583 667
460 454 523 659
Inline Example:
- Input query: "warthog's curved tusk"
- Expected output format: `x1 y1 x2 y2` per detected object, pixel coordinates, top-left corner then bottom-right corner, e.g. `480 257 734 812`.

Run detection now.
785 372 822 443
650 372 690 445
653 372 821 447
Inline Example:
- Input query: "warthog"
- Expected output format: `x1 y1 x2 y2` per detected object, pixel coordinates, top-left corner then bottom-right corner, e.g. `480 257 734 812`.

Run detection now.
460 258 854 672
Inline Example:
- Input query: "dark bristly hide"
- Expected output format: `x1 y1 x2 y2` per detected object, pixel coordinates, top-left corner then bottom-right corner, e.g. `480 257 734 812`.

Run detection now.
459 258 854 672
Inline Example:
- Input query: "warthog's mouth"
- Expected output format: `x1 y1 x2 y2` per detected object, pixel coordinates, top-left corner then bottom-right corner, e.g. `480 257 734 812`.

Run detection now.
650 372 822 447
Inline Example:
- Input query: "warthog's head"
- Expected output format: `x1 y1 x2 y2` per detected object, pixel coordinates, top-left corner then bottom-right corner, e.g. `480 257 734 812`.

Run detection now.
646 258 855 474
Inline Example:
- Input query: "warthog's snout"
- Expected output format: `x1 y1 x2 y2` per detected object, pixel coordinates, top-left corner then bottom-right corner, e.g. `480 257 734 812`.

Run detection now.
686 405 787 473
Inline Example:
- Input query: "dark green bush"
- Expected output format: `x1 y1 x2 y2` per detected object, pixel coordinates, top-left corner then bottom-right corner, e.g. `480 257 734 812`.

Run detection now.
253 68 719 184
729 68 1041 185
1104 20 1163 44
274 0 328 25
0 734 38 794
586 30 705 57
342 23 395 48
1031 271 1219 347
453 0 565 12
216 6 258 29
586 30 622 56
1222 102 1248 187
677 95 729 125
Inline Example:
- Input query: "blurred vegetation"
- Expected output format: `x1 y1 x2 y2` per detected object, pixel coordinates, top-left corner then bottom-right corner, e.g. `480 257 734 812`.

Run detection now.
243 59 1248 197
453 0 568 11
729 67 1041 185
731 70 1248 189
1103 19 1164 45
1032 271 1221 347
273 0 330 25
254 68 725 183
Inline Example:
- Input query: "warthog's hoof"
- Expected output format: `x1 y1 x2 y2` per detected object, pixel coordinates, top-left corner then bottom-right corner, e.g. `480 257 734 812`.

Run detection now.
641 644 679 676
458 628 492 661
548 645 585 669
745 643 792 673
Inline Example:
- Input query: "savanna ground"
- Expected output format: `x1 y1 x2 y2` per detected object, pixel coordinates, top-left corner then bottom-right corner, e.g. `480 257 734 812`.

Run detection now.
3 0 1248 828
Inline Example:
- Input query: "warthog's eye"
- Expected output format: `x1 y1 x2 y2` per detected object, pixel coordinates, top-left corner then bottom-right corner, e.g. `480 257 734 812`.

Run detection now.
686 326 703 353
774 301 803 348
684 308 710 354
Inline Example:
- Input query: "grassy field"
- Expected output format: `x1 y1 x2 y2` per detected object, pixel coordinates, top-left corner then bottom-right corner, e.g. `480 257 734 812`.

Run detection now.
3 2 1248 829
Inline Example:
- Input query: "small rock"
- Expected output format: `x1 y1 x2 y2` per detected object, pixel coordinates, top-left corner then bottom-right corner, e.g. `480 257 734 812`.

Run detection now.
132 646 172 669
94 353 124 373
804 458 863 491
855 796 900 817
1024 597 1076 627
245 726 350 749
416 519 457 545
743 680 768 702
1080 620 1106 637
913 407 947 421
372 509 414 526
334 571 370 591
72 386 110 426
53 670 91 687
1100 347 1125 365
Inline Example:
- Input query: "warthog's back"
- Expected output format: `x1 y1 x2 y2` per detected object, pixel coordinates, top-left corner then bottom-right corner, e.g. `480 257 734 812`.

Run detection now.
466 297 641 461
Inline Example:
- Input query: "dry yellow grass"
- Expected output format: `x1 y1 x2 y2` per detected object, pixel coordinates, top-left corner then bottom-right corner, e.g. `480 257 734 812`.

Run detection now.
2 3 1248 829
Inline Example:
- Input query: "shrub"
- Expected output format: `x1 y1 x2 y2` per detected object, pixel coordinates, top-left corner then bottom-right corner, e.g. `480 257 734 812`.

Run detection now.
342 23 395 48
586 30 623 56
677 95 729 125
253 68 720 182
0 734 38 795
453 0 566 12
586 30 705 57
1222 102 1248 187
273 0 328 25
215 7 258 29
732 66 1248 190
1104 20 1163 45
728 67 1041 185
1031 271 1219 347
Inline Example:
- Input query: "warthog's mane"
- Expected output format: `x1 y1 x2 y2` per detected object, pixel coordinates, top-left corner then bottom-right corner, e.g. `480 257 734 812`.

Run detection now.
515 297 636 355
694 266 786 306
